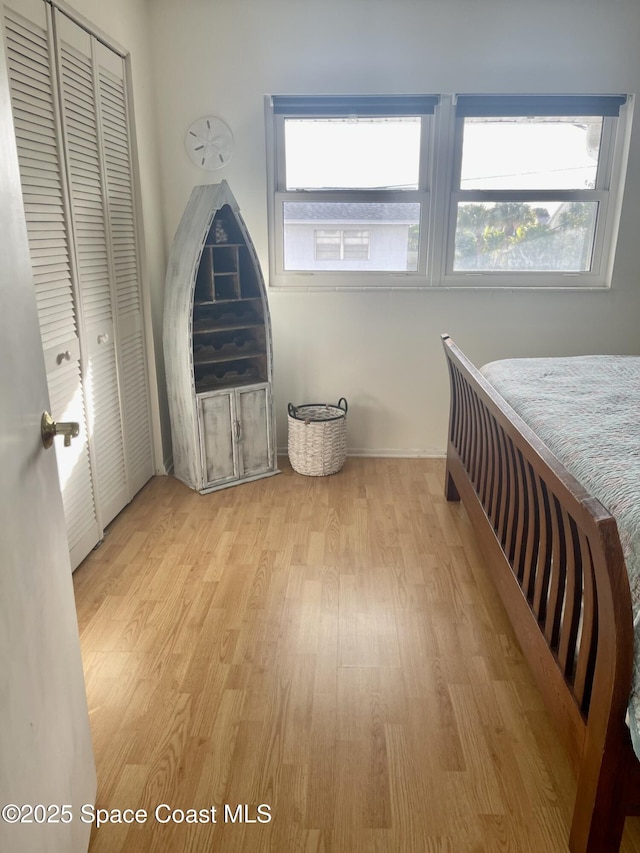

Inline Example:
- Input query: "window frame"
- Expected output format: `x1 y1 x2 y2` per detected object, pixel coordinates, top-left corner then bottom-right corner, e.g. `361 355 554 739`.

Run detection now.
440 95 629 288
265 93 633 290
265 95 435 288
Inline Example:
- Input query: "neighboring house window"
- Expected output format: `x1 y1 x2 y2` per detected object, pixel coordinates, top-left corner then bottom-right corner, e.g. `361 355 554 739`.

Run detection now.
315 229 370 261
315 230 341 261
265 93 632 288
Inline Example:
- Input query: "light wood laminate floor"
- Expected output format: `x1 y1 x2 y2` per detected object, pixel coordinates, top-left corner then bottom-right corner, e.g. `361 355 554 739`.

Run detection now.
73 457 640 852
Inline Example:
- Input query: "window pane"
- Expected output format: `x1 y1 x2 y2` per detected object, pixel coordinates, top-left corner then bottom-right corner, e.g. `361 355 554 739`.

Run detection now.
453 201 598 272
343 230 370 260
284 117 421 190
460 117 603 190
284 202 419 271
315 230 341 260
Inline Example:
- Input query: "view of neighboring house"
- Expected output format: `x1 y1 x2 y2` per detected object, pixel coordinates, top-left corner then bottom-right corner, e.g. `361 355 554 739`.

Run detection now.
283 201 420 271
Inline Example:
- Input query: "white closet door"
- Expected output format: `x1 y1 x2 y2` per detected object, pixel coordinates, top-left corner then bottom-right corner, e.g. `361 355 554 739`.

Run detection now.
3 1 99 568
3 0 154 561
96 42 153 495
55 11 128 528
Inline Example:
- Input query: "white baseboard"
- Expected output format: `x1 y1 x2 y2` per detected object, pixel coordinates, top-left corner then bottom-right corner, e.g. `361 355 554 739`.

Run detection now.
277 447 445 459
348 448 446 458
164 450 445 477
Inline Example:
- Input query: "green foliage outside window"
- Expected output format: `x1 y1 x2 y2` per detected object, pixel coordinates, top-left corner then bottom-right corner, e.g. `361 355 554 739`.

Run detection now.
454 201 596 272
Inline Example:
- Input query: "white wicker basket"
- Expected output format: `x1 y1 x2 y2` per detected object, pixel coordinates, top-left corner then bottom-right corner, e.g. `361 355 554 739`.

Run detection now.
287 398 348 476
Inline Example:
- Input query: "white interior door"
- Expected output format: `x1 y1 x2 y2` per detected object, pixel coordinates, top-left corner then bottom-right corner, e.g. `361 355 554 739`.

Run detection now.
0 24 96 853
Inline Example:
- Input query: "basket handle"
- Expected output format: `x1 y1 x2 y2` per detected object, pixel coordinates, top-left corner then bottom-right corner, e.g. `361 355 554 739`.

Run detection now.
337 397 348 413
288 403 298 418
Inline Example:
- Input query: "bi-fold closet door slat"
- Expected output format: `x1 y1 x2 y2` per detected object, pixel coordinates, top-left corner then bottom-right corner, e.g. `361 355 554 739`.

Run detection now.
2 0 153 567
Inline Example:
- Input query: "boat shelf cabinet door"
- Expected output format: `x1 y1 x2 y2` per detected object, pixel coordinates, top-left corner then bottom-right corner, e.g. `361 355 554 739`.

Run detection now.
198 389 236 487
197 383 274 492
236 384 274 479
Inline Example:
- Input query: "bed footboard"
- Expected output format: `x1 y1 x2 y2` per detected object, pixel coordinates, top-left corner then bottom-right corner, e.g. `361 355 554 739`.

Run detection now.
441 334 640 852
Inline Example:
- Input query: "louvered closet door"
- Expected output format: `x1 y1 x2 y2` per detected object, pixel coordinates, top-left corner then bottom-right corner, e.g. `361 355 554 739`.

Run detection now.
4 0 154 567
95 41 153 496
3 0 100 568
55 13 129 528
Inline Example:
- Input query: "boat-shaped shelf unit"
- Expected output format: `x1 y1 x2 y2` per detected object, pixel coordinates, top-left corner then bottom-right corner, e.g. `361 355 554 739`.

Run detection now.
164 181 278 492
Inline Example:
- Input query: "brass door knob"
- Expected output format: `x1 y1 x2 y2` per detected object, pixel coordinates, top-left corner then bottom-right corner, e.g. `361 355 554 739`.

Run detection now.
41 411 80 448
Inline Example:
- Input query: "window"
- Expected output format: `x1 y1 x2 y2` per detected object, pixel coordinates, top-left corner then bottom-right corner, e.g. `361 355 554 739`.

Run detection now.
315 229 370 261
446 95 629 285
266 93 632 288
266 95 436 284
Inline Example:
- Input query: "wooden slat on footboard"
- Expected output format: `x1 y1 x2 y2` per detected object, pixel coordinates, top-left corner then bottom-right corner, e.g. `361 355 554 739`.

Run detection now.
441 334 640 853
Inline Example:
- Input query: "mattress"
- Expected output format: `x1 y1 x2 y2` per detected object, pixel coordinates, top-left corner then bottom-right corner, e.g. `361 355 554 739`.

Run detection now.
480 354 640 755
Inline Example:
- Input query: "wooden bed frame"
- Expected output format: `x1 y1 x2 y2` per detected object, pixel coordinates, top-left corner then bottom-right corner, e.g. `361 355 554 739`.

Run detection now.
441 334 640 852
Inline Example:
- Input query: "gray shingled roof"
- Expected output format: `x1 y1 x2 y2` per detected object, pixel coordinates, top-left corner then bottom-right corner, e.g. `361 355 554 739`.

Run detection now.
284 202 420 223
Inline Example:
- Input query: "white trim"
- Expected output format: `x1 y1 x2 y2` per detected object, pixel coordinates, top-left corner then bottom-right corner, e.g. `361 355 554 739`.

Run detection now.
45 0 127 56
278 446 446 458
601 95 635 287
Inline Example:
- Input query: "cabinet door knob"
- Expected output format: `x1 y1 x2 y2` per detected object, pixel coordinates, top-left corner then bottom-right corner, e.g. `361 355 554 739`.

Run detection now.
97 333 109 344
56 350 72 364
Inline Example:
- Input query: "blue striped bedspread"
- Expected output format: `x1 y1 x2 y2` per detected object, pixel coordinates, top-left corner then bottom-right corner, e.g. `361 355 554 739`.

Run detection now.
480 355 640 756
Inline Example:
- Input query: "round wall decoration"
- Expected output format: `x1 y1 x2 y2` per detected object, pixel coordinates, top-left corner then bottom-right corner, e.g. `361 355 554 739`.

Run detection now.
185 116 234 170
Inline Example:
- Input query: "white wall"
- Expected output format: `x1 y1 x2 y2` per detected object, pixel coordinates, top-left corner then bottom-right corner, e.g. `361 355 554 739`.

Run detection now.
148 0 640 456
